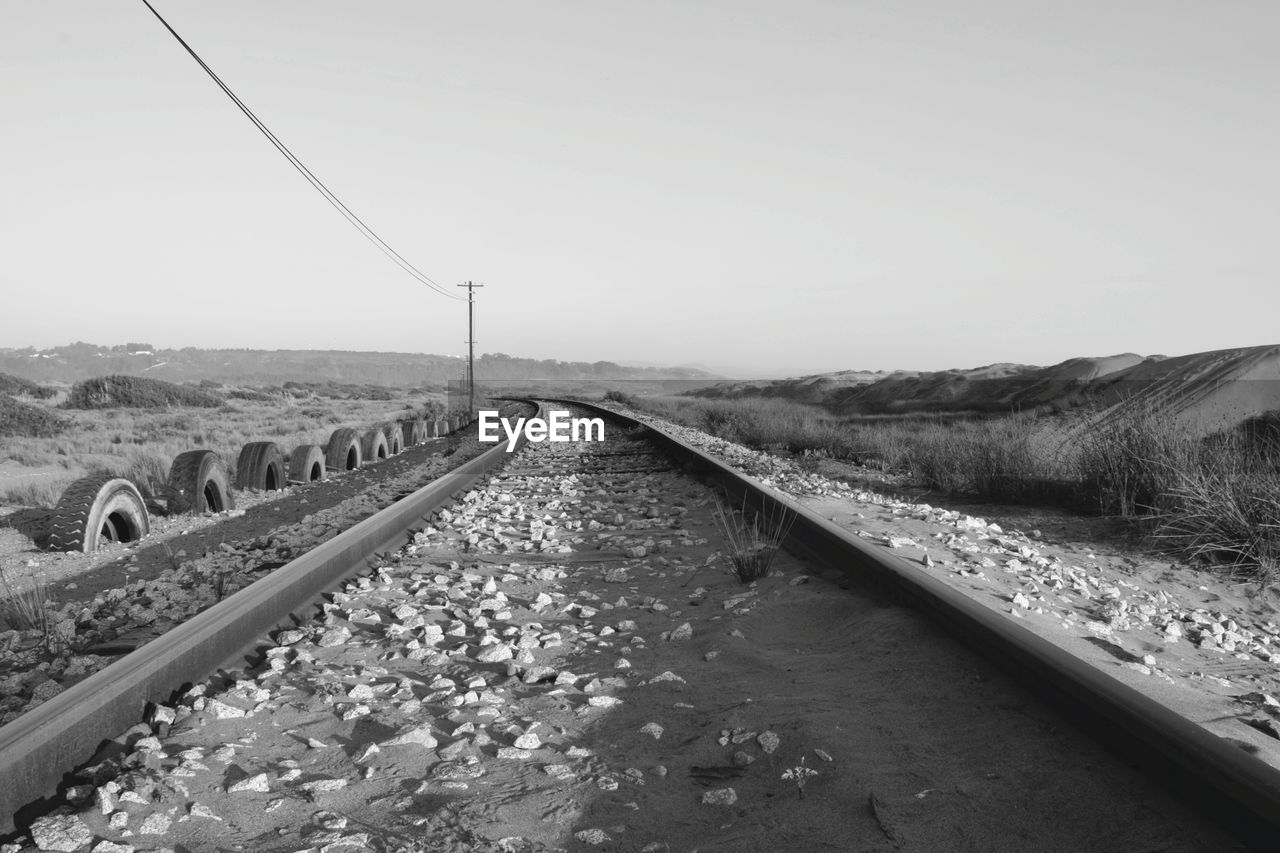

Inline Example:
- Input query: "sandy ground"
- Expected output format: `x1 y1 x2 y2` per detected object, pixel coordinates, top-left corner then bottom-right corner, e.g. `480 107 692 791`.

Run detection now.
628 415 1280 769
5 423 1245 852
795 466 1280 767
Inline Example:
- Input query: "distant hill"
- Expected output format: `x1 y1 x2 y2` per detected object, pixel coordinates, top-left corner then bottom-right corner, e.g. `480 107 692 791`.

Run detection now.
693 346 1280 434
0 344 717 388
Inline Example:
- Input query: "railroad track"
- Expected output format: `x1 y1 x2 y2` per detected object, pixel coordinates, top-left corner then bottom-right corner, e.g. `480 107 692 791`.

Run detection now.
0 401 1277 851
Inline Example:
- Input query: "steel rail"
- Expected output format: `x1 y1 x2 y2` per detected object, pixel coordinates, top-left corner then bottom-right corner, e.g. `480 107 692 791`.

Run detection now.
558 398 1280 852
0 404 539 833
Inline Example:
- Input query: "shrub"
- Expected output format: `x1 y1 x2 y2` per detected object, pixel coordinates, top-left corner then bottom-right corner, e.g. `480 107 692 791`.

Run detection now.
0 568 52 637
226 387 276 402
603 390 637 407
0 395 66 438
64 375 222 409
1148 431 1280 584
1072 402 1198 516
710 492 797 582
0 373 57 399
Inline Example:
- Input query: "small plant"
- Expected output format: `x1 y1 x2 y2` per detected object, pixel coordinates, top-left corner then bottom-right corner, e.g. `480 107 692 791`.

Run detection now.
0 568 53 641
603 389 636 407
710 491 797 582
161 542 183 572
781 756 818 799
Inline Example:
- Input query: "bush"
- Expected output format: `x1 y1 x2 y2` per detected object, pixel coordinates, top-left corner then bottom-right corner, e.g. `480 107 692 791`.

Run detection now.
63 375 222 409
0 373 56 399
0 394 66 438
226 387 276 402
1072 403 1197 516
603 390 637 407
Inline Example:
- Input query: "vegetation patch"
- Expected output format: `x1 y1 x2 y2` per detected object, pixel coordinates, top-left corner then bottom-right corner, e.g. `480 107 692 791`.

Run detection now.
280 381 398 401
0 372 56 399
226 387 278 402
64 375 222 410
0 394 66 438
634 394 1280 584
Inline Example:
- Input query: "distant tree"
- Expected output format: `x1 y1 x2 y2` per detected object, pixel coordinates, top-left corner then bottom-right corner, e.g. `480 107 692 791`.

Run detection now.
125 342 155 353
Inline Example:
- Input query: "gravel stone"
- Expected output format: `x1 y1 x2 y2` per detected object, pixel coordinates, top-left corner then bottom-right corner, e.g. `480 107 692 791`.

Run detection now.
228 773 269 794
30 814 93 852
574 829 612 845
138 812 173 834
513 732 542 750
702 788 738 805
757 730 780 754
385 724 438 749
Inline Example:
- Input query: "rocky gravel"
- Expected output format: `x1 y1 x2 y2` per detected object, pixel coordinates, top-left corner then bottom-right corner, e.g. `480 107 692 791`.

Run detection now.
1 412 1243 851
0 427 501 727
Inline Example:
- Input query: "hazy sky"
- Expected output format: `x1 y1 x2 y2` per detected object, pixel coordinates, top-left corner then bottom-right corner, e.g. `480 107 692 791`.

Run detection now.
2 2 1277 378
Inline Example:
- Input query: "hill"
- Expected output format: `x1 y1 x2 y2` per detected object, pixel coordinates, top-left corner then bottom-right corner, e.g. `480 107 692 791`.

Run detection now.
693 346 1280 434
0 344 716 388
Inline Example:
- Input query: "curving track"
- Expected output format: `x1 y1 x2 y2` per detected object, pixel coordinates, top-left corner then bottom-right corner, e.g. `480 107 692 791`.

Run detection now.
0 401 1277 850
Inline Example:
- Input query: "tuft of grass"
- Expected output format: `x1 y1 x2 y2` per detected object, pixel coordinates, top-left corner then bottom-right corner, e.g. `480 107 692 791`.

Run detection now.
1071 401 1198 517
710 492 797 582
1147 433 1280 586
0 477 72 508
0 568 52 637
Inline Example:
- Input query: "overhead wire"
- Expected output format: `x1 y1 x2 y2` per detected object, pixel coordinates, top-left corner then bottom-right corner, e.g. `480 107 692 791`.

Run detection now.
139 0 464 301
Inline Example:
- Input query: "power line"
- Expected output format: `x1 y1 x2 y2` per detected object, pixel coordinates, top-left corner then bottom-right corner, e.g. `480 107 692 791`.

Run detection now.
139 0 464 301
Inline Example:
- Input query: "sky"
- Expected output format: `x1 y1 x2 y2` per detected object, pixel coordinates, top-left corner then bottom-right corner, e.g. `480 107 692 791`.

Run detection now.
2 1 1278 379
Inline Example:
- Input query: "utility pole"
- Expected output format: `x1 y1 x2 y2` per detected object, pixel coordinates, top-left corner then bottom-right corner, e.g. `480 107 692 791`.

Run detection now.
457 281 484 414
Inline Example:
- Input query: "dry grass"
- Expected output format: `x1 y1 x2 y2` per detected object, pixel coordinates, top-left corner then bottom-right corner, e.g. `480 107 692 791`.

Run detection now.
1146 432 1280 587
633 394 1280 583
0 567 51 635
0 387 447 508
710 491 797 582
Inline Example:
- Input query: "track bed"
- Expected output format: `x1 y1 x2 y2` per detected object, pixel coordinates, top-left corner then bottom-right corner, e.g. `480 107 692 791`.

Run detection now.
4 410 1246 852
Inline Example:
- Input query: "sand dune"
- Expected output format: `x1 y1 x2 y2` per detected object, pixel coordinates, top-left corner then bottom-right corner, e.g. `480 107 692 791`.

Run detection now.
696 346 1280 435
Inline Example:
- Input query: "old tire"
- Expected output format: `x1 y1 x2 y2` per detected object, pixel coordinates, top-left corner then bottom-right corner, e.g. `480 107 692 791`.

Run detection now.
288 444 327 484
235 441 285 491
167 450 234 515
361 429 389 464
398 418 424 447
46 475 150 553
381 422 405 455
326 428 362 472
